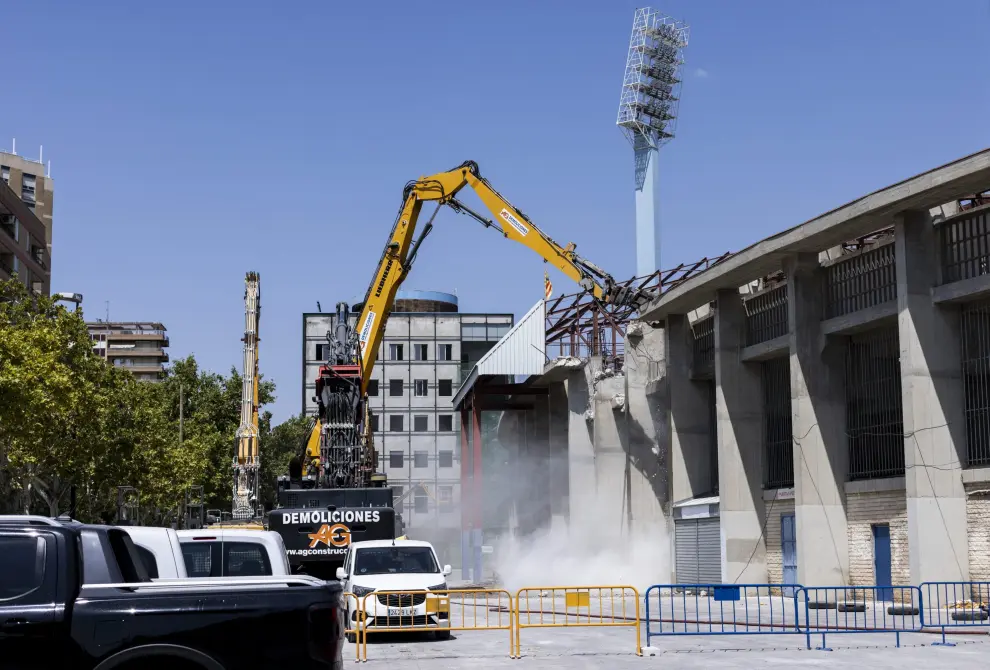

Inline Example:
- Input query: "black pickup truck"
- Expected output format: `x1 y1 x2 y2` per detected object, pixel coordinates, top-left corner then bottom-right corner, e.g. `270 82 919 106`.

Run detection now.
0 518 345 669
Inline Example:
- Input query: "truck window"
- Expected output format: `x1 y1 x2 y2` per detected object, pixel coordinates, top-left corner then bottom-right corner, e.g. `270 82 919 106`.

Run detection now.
0 535 45 600
135 545 160 579
181 543 213 578
224 542 271 577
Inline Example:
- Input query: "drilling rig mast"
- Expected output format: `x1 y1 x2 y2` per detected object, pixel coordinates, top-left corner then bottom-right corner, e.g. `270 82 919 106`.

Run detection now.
233 271 261 519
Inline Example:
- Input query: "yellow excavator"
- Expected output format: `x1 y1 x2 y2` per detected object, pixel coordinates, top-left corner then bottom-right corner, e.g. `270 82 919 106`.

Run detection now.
271 160 652 577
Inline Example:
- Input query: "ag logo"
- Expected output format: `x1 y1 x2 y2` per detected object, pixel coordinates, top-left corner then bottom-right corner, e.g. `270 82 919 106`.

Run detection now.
308 523 351 548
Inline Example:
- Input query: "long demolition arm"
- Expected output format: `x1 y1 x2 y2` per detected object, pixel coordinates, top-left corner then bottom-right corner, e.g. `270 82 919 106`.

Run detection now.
350 160 650 390
233 271 261 517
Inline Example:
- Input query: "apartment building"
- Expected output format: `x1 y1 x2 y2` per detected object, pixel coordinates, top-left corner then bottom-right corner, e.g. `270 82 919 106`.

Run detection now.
302 290 513 560
88 321 170 382
0 150 53 295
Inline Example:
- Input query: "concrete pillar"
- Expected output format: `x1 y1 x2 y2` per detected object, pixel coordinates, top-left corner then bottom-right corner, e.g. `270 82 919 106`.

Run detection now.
565 361 597 523
592 371 629 531
786 253 849 586
548 382 570 532
622 323 668 525
896 209 969 583
666 313 713 503
713 289 767 583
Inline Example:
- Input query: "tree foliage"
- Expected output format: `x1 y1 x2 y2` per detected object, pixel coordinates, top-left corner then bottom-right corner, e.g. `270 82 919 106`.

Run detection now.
0 279 293 524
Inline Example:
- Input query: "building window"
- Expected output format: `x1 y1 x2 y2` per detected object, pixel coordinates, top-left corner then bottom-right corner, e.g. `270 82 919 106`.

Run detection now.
392 485 404 501
439 450 453 468
367 379 379 396
389 379 403 396
368 413 379 432
389 415 404 432
438 379 452 396
413 415 428 432
414 379 428 397
438 415 453 432
389 343 404 361
437 344 453 361
21 174 36 204
414 491 429 513
389 451 404 468
0 166 8 184
315 343 327 360
415 344 428 361
438 485 453 507
414 451 429 468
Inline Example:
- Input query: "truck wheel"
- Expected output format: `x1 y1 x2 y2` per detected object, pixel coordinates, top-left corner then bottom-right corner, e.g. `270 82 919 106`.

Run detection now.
435 630 451 640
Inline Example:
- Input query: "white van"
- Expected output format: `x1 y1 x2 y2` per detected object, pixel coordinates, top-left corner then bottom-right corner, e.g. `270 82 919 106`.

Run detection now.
338 539 452 642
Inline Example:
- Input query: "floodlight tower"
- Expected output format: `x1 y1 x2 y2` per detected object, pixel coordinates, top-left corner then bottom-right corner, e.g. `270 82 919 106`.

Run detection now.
616 8 689 277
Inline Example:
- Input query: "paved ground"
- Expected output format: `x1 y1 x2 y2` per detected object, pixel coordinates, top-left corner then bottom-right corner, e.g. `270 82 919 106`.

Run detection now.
349 622 989 668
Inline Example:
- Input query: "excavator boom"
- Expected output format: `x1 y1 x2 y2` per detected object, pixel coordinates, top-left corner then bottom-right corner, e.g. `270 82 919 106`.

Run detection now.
302 160 654 490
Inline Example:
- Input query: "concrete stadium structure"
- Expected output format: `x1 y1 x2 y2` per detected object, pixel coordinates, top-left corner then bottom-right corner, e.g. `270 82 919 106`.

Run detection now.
460 148 990 589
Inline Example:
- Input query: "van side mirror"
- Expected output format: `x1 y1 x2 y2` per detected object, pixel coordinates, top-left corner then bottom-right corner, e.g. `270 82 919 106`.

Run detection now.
336 567 346 580
443 564 452 576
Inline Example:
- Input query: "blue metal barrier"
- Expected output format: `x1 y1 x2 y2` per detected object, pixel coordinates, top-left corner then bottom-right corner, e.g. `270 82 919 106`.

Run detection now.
795 585 922 650
644 584 803 646
919 581 990 645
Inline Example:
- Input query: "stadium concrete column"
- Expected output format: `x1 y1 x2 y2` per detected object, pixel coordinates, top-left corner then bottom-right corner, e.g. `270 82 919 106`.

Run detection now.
665 313 713 502
634 133 660 276
785 253 849 586
548 382 570 531
713 289 766 583
565 361 598 523
895 209 969 583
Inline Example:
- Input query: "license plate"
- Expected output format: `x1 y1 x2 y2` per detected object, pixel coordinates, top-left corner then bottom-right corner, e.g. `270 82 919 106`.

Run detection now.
388 606 414 617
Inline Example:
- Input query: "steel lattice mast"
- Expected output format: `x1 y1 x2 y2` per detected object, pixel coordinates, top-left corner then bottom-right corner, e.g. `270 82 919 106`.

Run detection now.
616 8 689 277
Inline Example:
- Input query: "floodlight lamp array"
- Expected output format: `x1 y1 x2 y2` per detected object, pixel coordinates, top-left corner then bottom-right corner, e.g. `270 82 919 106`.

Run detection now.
616 8 689 148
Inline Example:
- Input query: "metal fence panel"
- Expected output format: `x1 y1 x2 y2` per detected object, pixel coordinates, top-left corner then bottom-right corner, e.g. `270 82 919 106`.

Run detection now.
358 589 514 661
961 301 990 466
514 585 641 658
796 586 922 650
644 584 803 645
745 285 789 346
823 244 896 319
762 357 794 489
919 581 990 644
845 326 905 480
939 209 990 284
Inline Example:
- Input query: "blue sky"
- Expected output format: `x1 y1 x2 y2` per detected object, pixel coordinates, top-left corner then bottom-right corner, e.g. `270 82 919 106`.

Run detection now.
4 1 988 422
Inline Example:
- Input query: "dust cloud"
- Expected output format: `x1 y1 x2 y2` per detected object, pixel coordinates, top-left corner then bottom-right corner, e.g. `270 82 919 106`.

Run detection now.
484 412 670 592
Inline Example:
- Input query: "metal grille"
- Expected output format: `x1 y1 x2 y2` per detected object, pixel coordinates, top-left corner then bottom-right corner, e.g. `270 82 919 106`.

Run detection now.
745 285 789 346
762 357 794 489
707 380 719 494
846 327 904 480
961 300 990 466
823 244 896 319
940 209 990 284
692 315 714 378
377 592 427 607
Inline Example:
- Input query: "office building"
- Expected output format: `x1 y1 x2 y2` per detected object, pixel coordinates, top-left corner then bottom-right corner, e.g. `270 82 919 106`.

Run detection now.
0 149 53 295
88 321 171 382
302 290 513 559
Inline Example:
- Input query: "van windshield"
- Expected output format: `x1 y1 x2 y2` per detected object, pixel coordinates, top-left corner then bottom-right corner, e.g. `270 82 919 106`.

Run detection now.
354 546 439 575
